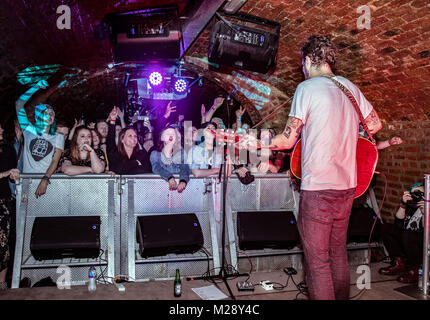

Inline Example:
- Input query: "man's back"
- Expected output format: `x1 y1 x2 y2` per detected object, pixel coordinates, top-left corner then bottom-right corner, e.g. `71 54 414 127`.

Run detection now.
289 75 374 191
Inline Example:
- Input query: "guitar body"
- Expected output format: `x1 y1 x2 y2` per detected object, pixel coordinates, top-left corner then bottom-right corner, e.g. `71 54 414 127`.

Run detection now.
290 137 378 198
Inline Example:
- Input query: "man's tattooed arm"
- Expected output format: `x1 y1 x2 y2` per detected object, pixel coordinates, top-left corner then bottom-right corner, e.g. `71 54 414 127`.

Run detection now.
270 116 303 150
364 109 382 135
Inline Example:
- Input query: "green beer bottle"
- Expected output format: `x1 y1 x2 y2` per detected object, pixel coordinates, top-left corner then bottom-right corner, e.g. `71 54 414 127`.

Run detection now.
174 269 182 297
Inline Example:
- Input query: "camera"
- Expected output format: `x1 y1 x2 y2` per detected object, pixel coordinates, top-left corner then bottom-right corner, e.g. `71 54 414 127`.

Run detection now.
407 190 424 208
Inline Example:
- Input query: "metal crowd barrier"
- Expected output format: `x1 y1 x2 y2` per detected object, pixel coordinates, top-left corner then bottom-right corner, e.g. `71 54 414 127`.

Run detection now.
11 173 384 288
423 174 430 295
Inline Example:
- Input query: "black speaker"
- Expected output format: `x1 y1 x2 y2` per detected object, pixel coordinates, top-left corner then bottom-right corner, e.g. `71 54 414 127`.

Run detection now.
237 211 299 250
208 12 280 74
347 206 382 243
136 213 204 258
30 216 101 260
105 7 182 62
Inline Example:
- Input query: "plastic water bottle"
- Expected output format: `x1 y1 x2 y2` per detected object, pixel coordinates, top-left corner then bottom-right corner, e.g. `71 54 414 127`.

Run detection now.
88 266 97 292
418 265 423 289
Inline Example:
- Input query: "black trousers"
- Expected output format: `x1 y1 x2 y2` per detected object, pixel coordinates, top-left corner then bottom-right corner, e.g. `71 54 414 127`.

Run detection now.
382 222 423 268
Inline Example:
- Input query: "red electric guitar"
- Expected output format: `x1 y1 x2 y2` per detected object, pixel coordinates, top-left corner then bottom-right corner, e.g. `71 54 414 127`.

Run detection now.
290 137 378 198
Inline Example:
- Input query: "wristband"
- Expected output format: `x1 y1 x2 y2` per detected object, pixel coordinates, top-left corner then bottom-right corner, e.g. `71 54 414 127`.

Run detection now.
168 176 175 182
400 200 407 209
179 179 187 185
42 175 50 183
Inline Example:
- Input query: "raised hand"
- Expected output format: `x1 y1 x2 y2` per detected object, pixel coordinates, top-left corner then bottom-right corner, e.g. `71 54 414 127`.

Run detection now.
108 106 118 122
35 80 49 89
235 106 245 118
143 118 152 129
164 101 177 119
117 107 124 119
201 104 206 122
213 97 225 109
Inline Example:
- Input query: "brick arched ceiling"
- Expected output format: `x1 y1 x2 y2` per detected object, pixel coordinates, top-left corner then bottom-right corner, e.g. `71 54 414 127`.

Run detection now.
0 0 429 132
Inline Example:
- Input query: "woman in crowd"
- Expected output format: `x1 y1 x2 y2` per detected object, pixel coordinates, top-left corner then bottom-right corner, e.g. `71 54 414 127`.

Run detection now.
106 107 151 174
60 126 106 176
0 121 20 290
150 127 190 193
188 122 224 178
184 125 198 154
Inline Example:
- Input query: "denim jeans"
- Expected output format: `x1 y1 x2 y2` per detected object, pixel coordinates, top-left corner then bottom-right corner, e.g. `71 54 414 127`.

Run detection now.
297 188 355 300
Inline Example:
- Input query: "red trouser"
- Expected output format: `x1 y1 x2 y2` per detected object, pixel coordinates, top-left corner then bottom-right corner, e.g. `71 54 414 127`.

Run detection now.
297 188 355 300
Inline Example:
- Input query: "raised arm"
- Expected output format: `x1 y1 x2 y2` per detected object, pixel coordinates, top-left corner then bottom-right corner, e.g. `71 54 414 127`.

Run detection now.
269 117 303 150
203 97 224 123
15 81 49 134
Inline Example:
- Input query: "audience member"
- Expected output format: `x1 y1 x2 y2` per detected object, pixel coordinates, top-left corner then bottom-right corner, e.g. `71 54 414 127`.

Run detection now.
188 122 223 178
15 80 64 198
96 119 109 153
60 126 106 176
0 121 20 290
150 127 190 193
378 182 425 283
201 97 225 124
106 107 151 174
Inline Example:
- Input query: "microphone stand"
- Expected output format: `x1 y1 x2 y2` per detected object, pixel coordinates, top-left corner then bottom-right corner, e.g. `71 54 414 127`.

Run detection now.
186 95 248 300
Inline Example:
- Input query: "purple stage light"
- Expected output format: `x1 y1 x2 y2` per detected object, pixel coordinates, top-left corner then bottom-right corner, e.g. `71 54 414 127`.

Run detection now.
174 79 187 93
149 71 163 86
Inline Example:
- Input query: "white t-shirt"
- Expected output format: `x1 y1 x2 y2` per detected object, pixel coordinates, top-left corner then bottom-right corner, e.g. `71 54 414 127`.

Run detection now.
289 76 374 191
22 130 65 173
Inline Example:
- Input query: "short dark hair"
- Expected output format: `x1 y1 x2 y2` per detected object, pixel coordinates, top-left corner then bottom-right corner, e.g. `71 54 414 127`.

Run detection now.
301 35 337 70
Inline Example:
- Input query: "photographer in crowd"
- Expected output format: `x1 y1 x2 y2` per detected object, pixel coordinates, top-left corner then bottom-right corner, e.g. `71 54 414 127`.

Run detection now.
378 182 425 283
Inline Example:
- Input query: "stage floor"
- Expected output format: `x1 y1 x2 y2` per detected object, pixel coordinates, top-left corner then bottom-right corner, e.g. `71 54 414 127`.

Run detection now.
0 262 423 301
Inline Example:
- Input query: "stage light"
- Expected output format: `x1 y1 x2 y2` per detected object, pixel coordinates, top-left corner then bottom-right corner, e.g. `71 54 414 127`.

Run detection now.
174 78 188 93
149 71 163 86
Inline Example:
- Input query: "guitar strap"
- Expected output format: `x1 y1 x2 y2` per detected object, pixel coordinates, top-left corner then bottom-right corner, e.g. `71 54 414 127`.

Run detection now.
323 76 376 145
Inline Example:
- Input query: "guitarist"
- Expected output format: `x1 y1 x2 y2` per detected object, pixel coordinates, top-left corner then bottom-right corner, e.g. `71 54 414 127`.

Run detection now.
269 35 382 300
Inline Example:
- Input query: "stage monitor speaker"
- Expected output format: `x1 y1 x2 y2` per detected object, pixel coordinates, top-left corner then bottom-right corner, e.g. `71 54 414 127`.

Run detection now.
30 216 101 260
237 211 299 250
136 213 204 258
208 12 280 74
347 206 381 243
